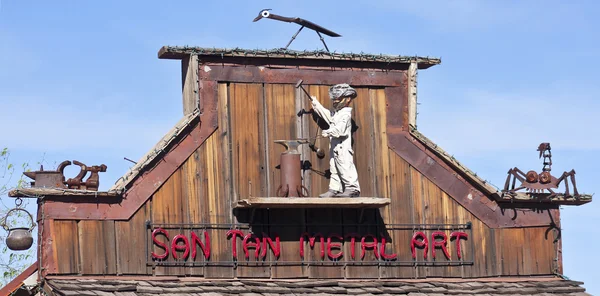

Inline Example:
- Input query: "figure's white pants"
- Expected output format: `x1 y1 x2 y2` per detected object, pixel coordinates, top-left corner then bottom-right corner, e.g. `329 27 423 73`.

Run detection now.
329 148 360 192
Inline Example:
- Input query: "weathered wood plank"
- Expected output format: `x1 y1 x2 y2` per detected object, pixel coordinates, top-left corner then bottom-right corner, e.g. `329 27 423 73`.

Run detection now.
230 83 265 200
306 85 333 197
235 198 390 208
352 87 376 197
265 84 297 197
115 203 150 275
181 54 199 115
203 133 235 278
78 220 116 275
151 169 185 276
9 188 120 198
382 153 415 278
53 220 80 274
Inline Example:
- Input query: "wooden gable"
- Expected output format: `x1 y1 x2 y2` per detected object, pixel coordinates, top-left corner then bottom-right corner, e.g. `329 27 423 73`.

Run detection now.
21 47 562 279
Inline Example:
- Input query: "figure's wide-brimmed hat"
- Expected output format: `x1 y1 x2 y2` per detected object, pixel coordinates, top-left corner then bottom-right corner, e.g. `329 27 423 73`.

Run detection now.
329 83 357 100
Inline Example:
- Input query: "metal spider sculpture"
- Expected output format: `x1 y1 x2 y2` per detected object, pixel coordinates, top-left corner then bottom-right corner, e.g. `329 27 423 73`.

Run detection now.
503 143 579 198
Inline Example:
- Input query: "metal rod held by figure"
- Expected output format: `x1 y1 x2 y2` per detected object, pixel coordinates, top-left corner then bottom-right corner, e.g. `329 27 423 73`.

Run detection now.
296 79 325 159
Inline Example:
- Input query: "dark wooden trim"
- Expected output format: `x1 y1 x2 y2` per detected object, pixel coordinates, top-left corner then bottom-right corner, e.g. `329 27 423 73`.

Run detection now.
0 262 37 295
158 46 440 70
199 65 406 87
9 188 120 198
43 79 219 220
388 131 558 228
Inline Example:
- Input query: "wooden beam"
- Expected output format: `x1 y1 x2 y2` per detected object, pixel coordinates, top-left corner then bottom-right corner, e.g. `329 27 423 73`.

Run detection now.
9 188 120 198
181 54 199 115
158 46 441 70
234 197 390 209
407 62 417 128
497 193 592 206
199 65 406 87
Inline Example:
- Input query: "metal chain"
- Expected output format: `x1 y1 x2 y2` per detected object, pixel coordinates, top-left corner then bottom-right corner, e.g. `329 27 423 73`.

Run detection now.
15 197 23 208
542 148 552 172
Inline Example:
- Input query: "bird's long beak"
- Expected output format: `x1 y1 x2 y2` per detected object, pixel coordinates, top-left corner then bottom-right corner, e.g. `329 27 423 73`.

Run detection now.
253 15 263 22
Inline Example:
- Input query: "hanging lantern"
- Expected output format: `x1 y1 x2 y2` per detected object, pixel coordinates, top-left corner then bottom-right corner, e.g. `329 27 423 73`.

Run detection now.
1 199 36 251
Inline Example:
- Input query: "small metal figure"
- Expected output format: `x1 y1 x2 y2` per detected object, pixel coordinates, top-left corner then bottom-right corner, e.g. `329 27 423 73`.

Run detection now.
252 9 341 52
307 84 360 197
503 142 579 198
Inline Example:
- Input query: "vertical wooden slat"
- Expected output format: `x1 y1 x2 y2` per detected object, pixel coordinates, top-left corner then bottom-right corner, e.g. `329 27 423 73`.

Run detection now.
230 83 265 200
352 87 376 197
264 83 307 278
306 85 333 197
265 84 297 197
78 220 116 275
151 169 185 276
203 133 235 278
180 149 204 276
53 220 80 274
116 203 150 274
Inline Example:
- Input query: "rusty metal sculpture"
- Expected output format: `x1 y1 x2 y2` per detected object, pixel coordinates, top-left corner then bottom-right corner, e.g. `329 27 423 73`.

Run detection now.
503 143 579 198
23 160 107 191
274 140 310 197
252 9 341 52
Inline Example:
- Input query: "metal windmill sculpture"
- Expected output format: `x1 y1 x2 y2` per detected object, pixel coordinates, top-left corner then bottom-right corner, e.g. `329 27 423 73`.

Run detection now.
252 9 341 52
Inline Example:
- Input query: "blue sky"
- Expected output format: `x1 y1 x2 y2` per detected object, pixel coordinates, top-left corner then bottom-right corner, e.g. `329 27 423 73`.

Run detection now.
0 0 598 292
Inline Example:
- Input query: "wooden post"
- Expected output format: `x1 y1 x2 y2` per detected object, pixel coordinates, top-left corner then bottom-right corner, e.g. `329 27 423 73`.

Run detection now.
181 54 199 115
408 61 418 128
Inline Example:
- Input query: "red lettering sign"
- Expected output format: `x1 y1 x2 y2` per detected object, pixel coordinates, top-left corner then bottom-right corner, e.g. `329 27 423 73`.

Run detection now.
327 234 343 259
150 227 469 264
361 234 379 259
299 232 325 259
151 228 169 260
171 234 190 260
431 231 450 260
261 232 281 259
450 231 468 259
411 231 429 259
191 231 210 260
379 234 398 260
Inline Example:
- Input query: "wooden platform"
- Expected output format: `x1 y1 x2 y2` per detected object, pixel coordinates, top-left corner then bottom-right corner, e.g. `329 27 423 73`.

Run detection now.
235 197 390 209
498 192 592 206
9 188 121 198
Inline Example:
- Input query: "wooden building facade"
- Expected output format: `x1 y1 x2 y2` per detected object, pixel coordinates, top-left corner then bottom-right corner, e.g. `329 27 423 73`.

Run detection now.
4 46 591 296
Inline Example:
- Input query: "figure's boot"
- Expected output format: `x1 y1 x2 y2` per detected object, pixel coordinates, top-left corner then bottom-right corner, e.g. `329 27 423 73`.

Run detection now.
338 189 360 197
319 190 341 198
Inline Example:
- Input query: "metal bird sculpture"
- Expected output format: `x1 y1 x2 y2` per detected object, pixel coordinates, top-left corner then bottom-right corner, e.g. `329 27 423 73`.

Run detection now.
252 9 341 52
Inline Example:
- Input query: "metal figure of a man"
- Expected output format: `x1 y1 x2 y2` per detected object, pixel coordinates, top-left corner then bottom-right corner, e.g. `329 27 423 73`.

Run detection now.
309 84 361 197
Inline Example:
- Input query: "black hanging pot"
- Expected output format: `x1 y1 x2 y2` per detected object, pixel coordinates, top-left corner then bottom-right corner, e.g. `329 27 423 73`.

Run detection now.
1 208 36 251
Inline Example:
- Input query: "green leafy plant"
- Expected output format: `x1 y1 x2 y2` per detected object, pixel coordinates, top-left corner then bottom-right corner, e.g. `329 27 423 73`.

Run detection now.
0 148 35 287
